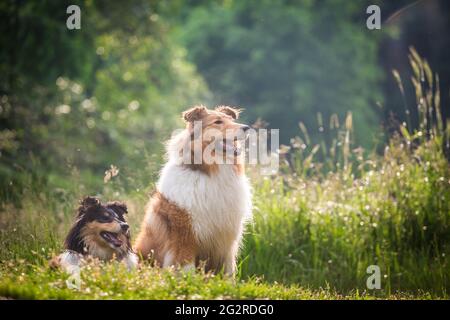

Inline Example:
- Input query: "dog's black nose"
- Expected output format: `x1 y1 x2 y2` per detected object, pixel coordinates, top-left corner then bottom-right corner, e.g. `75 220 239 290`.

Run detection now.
121 223 129 232
242 125 250 132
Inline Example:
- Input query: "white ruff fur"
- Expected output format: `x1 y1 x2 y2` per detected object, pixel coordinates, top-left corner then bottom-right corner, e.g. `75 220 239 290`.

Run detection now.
155 130 252 268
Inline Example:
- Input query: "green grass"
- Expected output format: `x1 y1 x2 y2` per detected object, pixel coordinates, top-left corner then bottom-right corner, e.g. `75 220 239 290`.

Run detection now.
0 136 447 300
238 50 450 296
0 260 442 300
0 154 446 300
241 136 449 295
0 50 449 300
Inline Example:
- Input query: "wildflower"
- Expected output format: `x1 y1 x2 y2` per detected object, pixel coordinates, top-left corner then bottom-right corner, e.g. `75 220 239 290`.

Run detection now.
104 165 119 183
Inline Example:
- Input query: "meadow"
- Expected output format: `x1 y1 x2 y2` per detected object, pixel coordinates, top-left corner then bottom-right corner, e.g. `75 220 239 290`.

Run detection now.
0 52 448 300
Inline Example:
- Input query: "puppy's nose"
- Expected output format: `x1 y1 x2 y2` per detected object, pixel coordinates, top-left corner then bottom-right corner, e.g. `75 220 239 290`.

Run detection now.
121 223 129 232
242 125 250 132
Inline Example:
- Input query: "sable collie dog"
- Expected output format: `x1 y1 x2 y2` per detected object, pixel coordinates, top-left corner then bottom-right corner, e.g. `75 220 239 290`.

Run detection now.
134 105 252 275
52 196 138 271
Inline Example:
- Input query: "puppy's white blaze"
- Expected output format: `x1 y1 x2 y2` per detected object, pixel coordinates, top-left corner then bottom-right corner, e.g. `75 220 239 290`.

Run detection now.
157 159 252 255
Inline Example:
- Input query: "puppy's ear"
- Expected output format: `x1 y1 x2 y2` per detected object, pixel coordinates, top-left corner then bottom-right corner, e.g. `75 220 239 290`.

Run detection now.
182 105 207 123
106 201 128 215
80 196 100 207
78 196 101 216
215 106 242 120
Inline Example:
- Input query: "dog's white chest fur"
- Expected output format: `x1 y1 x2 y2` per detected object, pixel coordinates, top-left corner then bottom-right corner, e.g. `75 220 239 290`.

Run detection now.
157 162 252 246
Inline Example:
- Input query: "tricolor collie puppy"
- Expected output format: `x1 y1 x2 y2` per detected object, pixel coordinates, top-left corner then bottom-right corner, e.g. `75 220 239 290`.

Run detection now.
52 196 138 272
134 105 252 275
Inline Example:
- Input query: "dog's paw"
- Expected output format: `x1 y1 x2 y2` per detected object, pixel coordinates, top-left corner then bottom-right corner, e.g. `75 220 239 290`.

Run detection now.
48 255 62 269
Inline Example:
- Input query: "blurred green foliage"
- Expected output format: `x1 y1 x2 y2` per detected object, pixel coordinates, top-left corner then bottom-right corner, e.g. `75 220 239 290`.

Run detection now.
0 1 448 198
180 0 383 145
0 0 210 200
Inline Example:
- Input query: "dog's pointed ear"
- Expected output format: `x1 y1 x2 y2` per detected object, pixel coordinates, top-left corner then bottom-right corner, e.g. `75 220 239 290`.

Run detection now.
106 201 128 215
78 196 101 216
215 106 242 120
182 105 207 123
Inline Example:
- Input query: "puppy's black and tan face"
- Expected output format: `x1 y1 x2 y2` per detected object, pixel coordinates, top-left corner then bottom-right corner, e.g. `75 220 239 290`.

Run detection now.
65 197 131 259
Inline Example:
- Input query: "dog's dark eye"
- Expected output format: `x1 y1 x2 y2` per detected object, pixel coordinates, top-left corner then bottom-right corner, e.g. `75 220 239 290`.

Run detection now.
98 214 112 223
214 120 223 125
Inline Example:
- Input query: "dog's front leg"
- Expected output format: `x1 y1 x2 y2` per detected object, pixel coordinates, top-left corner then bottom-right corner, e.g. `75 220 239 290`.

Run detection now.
224 256 236 276
50 250 82 274
223 241 240 276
